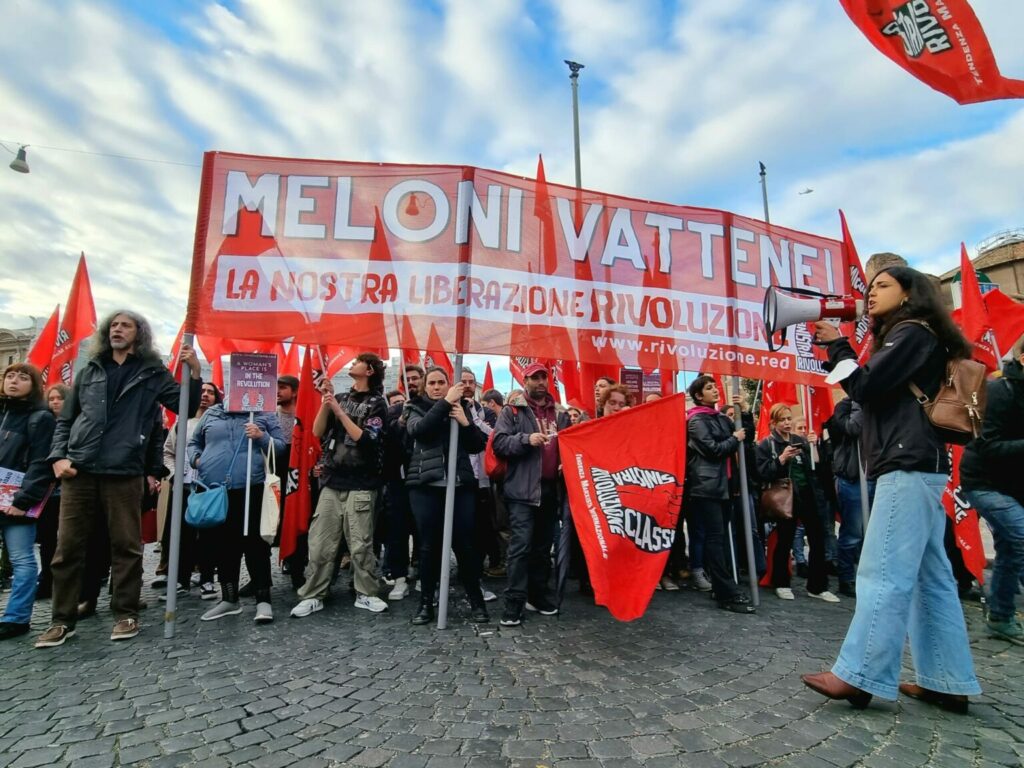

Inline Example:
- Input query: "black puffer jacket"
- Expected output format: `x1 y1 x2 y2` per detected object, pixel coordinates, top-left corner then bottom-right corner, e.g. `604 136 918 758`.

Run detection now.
826 397 863 482
961 359 1024 503
0 397 56 522
685 408 739 500
49 354 201 476
825 322 949 480
404 395 486 487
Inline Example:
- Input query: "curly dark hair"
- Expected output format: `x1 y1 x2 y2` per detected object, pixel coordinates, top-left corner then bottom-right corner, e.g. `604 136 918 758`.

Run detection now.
869 266 971 360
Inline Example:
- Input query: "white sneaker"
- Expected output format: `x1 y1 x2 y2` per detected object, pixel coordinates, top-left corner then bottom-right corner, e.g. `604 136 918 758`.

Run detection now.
254 602 274 623
482 589 497 603
388 578 409 601
355 594 388 613
775 588 795 600
199 582 217 600
808 590 841 603
290 598 323 618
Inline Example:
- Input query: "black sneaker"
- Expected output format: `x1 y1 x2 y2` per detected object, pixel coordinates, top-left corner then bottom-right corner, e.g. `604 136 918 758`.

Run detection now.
470 604 490 623
525 597 559 616
0 622 30 640
499 601 524 626
838 581 856 598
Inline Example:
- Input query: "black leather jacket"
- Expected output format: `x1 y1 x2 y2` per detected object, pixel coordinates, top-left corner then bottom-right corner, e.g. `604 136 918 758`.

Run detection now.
0 398 56 521
961 359 1024 502
685 409 740 500
404 395 486 487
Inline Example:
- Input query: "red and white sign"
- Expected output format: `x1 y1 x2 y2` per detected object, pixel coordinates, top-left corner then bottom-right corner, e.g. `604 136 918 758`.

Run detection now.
188 153 851 386
558 394 687 621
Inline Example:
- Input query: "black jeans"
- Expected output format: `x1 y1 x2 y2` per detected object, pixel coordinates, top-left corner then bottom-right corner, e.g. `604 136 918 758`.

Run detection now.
35 494 61 593
162 485 215 588
408 485 483 606
504 481 558 604
767 482 829 594
384 479 413 580
208 486 271 593
688 496 739 602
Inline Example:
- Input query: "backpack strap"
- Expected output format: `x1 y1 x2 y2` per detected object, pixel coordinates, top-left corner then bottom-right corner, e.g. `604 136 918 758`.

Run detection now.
223 431 248 486
891 320 942 405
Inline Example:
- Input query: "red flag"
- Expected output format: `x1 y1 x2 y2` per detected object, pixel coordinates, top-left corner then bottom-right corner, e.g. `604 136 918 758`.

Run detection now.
196 335 226 390
756 379 799 441
397 314 421 366
482 362 494 392
943 445 986 583
981 289 1024 359
319 345 356 379
839 0 1024 104
27 305 59 383
363 207 394 359
559 394 686 621
424 323 453 379
806 385 836 435
281 347 323 562
839 210 873 364
48 254 97 386
660 370 676 397
281 343 301 377
534 155 559 277
957 243 1000 371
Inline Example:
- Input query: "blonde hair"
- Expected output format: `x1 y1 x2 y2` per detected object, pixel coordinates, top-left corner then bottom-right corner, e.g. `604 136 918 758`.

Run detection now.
769 403 793 424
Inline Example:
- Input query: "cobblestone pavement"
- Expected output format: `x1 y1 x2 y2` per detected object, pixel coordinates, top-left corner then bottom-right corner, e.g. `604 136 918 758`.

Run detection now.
2 549 1022 768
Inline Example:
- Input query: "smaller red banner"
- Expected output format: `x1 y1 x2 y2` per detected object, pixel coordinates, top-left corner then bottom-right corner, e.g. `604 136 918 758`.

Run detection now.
558 393 686 621
942 444 986 584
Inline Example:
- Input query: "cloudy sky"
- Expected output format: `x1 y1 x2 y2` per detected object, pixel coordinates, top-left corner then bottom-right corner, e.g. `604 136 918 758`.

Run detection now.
2 0 1023 385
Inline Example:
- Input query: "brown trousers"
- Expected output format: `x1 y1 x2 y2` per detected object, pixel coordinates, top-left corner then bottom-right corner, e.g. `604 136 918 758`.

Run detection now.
50 472 144 626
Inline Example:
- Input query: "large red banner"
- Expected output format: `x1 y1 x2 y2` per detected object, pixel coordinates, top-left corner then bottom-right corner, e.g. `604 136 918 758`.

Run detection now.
558 394 686 621
188 152 850 385
840 0 1024 104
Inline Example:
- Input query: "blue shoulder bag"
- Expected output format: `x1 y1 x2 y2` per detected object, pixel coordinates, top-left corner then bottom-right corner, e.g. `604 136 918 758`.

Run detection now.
186 431 247 528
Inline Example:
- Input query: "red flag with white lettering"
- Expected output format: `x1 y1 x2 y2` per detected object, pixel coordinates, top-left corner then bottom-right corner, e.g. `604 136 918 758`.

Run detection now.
839 0 1024 104
558 394 686 621
942 445 986 583
839 210 873 364
48 254 97 386
957 243 1000 371
27 305 59 383
281 347 322 562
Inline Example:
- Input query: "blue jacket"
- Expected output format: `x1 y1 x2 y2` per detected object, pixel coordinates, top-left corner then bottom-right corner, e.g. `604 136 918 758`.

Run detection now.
187 405 285 490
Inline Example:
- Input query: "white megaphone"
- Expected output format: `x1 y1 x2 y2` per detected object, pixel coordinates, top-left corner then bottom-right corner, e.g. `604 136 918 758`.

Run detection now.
763 286 864 352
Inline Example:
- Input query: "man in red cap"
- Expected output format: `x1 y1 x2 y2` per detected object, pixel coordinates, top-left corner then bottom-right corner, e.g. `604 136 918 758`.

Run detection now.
491 362 570 626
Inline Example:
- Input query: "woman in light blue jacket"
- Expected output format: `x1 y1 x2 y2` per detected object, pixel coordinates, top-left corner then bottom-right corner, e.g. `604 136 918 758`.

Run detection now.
188 404 284 623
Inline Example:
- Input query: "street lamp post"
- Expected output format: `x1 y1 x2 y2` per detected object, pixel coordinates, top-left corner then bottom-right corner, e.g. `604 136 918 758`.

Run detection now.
565 60 584 188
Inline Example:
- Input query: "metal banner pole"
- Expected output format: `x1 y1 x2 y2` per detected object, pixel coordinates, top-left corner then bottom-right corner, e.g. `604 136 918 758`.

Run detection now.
731 376 760 607
436 352 464 630
164 334 193 639
242 412 254 537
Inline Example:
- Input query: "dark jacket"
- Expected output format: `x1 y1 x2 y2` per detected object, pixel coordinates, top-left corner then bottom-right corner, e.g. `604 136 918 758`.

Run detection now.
383 401 411 482
492 393 571 506
187 405 286 490
0 398 56 521
756 431 813 483
49 354 201 476
825 322 949 480
404 396 486 487
827 397 864 482
961 359 1024 502
685 409 740 500
320 389 387 491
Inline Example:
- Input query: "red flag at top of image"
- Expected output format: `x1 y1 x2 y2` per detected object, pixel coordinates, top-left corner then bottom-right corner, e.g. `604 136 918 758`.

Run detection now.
839 0 1024 104
48 254 97 386
558 394 686 621
27 305 59 383
280 347 322 562
839 211 873 364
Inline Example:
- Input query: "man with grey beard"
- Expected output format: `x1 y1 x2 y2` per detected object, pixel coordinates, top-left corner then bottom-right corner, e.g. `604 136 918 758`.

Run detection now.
36 311 201 647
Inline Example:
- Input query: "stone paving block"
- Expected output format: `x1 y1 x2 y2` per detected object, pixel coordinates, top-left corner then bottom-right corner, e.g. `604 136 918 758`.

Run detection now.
117 742 162 765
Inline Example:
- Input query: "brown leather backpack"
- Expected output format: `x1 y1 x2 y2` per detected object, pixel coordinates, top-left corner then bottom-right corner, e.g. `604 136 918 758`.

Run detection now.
898 321 987 445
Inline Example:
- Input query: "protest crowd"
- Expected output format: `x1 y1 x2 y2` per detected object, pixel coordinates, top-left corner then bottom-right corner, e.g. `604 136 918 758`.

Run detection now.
0 245 1022 721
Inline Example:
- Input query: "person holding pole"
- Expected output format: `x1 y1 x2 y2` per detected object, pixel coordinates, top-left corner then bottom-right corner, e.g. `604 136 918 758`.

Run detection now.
188 399 284 623
290 353 388 618
683 376 755 614
36 311 201 648
404 366 489 625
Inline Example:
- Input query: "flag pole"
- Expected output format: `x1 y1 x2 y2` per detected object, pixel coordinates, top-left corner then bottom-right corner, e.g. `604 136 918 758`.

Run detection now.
243 412 254 537
436 352 464 630
164 336 193 639
731 375 760 607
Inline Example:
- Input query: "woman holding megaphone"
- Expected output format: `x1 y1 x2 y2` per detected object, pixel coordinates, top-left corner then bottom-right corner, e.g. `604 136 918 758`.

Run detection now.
801 266 980 713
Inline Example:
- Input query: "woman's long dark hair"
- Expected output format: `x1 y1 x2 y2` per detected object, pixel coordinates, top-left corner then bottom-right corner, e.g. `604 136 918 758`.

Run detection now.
870 266 971 360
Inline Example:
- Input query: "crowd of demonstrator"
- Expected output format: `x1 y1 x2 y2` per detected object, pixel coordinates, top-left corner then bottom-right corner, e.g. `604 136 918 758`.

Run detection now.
1 270 1022 714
